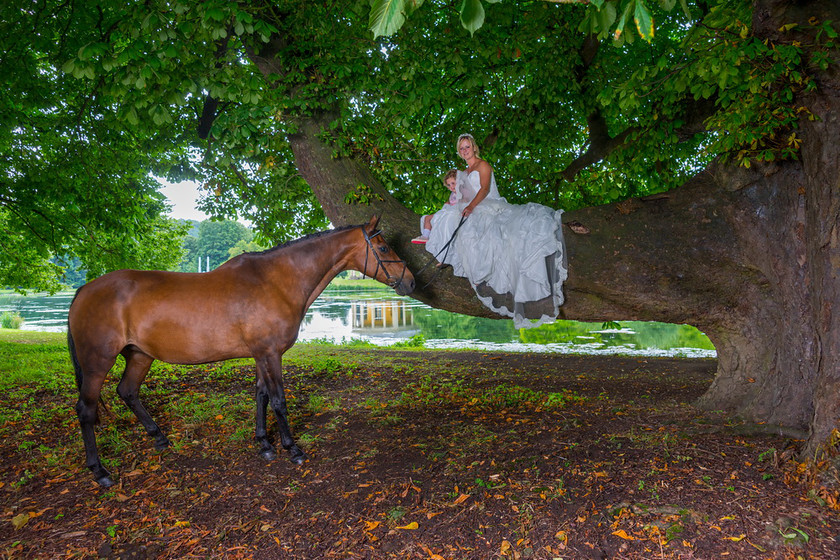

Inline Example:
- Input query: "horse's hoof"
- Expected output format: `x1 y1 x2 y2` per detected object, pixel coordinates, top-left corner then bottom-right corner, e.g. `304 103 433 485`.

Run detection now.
153 436 171 451
289 448 308 465
90 465 114 487
259 448 277 461
96 475 115 488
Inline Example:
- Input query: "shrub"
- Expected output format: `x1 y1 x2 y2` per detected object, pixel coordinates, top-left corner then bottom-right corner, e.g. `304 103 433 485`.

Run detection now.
0 311 24 329
392 334 425 348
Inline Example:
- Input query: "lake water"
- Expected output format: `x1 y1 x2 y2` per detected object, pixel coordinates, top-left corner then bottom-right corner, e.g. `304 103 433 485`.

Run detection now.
0 289 716 358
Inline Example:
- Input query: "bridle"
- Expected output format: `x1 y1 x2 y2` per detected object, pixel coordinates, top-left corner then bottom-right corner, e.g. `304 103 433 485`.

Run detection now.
362 227 408 289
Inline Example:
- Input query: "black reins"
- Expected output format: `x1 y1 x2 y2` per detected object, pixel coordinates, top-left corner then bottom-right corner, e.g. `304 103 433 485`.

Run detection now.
415 215 468 290
361 215 466 291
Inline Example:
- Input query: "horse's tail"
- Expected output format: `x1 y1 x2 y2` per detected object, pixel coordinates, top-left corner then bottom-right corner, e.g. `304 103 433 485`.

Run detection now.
68 327 83 392
67 288 84 392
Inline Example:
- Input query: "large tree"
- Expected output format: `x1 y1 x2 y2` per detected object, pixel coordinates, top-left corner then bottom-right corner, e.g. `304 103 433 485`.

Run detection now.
6 0 839 457
0 2 193 291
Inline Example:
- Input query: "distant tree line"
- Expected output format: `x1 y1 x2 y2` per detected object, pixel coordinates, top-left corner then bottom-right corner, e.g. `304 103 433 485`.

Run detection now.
53 219 264 288
176 219 265 273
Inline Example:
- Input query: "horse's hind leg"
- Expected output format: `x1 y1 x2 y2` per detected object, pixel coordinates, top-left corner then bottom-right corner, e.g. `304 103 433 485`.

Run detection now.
75 358 116 487
254 352 307 464
117 349 170 450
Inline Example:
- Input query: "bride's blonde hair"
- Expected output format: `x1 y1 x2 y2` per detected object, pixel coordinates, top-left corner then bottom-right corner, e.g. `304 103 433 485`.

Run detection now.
456 133 479 158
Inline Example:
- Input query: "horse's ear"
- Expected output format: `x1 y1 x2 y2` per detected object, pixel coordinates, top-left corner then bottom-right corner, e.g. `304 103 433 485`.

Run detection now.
368 215 381 232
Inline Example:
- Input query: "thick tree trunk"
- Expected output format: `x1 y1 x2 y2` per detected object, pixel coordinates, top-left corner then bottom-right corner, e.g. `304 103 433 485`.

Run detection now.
564 159 824 440
286 108 839 454
287 111 501 318
251 0 840 457
798 76 840 456
284 103 839 457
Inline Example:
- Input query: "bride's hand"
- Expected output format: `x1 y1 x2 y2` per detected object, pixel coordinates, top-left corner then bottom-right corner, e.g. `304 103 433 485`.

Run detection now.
462 204 474 217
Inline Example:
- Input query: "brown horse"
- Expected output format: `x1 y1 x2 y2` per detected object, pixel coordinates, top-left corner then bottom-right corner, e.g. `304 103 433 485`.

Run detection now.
68 216 414 487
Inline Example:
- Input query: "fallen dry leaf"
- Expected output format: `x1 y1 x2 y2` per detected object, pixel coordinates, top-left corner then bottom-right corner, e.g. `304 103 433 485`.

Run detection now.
724 534 746 542
453 493 470 505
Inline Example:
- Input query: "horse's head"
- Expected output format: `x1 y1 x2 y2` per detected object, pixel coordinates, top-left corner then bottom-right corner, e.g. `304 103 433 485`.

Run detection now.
360 216 416 295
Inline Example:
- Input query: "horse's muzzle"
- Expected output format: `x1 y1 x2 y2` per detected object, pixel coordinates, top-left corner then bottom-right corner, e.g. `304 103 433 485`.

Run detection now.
394 278 415 296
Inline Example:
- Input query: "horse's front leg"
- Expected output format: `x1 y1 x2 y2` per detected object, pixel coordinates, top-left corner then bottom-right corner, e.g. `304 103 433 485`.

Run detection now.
254 352 307 464
254 384 276 460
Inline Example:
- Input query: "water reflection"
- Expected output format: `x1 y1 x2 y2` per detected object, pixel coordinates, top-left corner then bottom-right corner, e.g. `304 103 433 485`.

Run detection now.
0 289 716 358
352 301 415 333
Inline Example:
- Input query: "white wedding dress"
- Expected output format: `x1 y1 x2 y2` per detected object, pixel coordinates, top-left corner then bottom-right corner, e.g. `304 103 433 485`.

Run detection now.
425 170 567 328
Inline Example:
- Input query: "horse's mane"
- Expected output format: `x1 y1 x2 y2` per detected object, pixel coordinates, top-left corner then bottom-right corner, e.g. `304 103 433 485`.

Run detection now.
250 223 363 257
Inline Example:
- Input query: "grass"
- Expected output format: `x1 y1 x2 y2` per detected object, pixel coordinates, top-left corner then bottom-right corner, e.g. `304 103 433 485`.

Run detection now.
391 374 585 414
324 277 385 291
0 330 72 391
0 331 444 480
305 394 342 414
0 330 586 489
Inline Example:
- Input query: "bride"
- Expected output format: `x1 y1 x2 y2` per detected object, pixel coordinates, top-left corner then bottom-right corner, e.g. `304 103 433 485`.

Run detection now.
425 133 568 328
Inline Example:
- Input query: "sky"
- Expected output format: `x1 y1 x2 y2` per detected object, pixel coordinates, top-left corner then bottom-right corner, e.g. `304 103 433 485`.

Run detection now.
157 180 209 222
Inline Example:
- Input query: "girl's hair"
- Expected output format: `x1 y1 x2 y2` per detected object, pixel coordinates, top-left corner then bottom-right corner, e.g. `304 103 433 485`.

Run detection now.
456 133 479 158
442 169 458 184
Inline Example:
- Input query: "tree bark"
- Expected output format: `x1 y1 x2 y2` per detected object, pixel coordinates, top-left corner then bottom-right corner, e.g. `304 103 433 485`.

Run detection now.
285 109 839 456
286 111 499 317
250 0 840 457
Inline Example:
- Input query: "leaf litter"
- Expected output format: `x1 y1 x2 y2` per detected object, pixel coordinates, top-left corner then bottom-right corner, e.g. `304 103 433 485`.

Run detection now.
0 349 838 559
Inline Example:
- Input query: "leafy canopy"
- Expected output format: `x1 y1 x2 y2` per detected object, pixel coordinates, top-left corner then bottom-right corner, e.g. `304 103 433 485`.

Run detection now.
3 0 835 290
1 0 189 291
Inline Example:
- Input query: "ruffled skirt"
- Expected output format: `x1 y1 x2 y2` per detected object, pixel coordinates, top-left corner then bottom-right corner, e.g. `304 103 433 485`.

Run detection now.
425 199 567 328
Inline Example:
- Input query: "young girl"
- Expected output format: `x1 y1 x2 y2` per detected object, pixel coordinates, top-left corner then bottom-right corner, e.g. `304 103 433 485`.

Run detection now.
412 169 459 244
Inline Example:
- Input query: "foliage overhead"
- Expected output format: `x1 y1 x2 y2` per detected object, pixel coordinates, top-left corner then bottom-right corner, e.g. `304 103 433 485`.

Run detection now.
2 0 836 288
0 1 191 291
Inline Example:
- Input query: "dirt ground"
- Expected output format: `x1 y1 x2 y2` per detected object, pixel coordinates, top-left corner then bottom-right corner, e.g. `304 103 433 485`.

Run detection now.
1 349 839 559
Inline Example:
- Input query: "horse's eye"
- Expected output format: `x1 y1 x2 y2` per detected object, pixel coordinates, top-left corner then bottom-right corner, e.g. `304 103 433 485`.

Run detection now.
378 245 388 253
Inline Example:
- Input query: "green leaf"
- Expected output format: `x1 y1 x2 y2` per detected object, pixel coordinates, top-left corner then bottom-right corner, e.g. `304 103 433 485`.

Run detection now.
125 106 139 125
634 0 654 42
460 0 485 36
12 513 30 530
598 2 617 33
614 0 634 42
370 0 408 38
205 7 226 22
